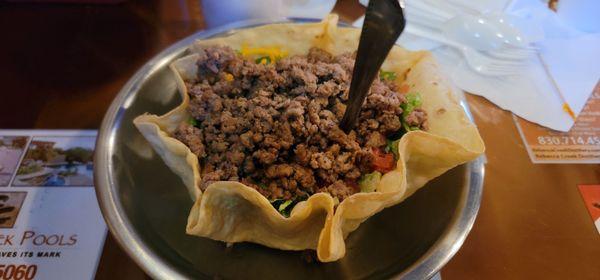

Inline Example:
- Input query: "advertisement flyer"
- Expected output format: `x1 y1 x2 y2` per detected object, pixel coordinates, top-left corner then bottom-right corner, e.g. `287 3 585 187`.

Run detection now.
0 130 106 280
578 185 600 235
514 84 600 164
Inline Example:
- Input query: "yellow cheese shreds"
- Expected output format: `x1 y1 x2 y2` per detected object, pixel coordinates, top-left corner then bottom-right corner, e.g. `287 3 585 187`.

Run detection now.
239 45 288 62
224 73 234 81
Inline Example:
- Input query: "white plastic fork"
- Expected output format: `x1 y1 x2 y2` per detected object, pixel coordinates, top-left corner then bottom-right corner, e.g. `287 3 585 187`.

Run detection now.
406 25 529 76
485 46 538 60
363 0 535 75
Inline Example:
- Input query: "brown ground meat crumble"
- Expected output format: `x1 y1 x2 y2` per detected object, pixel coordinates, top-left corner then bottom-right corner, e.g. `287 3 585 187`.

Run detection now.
174 46 428 202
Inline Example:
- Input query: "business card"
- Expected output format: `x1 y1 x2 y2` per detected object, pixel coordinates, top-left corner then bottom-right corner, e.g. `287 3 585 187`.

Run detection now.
0 130 106 280
514 83 600 164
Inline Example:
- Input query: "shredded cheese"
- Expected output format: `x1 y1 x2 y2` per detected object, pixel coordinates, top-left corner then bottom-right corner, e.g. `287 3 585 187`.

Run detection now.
239 45 288 62
224 73 234 81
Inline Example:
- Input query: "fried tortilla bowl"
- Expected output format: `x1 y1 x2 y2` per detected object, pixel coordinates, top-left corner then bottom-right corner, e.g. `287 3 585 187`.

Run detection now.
133 15 484 262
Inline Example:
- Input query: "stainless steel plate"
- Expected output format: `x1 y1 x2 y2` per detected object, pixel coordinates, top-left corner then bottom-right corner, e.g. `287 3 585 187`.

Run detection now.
94 18 485 280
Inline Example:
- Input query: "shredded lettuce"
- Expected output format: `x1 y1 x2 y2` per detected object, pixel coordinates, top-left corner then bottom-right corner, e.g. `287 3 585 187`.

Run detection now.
258 183 267 189
379 70 397 81
400 92 422 132
403 123 420 132
401 92 422 117
358 171 382 193
385 139 401 160
270 197 304 217
269 199 285 214
189 117 198 127
278 200 293 212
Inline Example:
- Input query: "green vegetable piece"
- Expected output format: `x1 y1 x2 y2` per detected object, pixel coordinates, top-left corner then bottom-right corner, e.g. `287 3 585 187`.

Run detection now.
270 195 309 217
358 171 382 193
402 122 421 132
255 56 272 64
401 93 422 116
400 92 423 132
409 93 422 106
379 70 397 81
269 198 284 210
189 117 198 126
278 200 293 211
270 198 283 203
385 139 401 160
258 183 267 189
277 200 294 217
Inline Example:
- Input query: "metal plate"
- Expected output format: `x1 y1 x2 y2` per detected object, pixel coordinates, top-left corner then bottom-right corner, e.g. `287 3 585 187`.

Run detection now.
94 18 485 280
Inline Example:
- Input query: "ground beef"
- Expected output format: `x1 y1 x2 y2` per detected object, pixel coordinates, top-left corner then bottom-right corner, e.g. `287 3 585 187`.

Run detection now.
405 108 429 130
174 124 205 158
174 46 428 202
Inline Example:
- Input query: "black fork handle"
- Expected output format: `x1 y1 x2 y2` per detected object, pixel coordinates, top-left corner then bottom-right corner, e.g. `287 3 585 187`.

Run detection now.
339 0 406 133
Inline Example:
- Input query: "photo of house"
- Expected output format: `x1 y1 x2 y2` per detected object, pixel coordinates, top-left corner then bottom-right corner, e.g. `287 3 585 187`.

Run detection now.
0 136 29 186
0 191 27 228
13 136 95 187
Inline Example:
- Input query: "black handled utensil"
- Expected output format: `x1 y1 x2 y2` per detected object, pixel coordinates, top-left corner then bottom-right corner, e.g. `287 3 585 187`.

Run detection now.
339 0 407 133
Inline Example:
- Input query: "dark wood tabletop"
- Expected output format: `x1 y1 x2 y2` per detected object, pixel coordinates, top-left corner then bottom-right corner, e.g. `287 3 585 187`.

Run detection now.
1 0 598 279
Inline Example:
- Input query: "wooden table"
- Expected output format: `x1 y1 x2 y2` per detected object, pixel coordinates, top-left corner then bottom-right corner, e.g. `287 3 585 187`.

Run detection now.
1 1 598 279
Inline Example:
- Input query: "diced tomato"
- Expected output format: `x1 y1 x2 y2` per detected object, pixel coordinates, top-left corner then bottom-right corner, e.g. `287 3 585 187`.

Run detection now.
371 148 395 173
345 179 360 192
399 83 410 94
